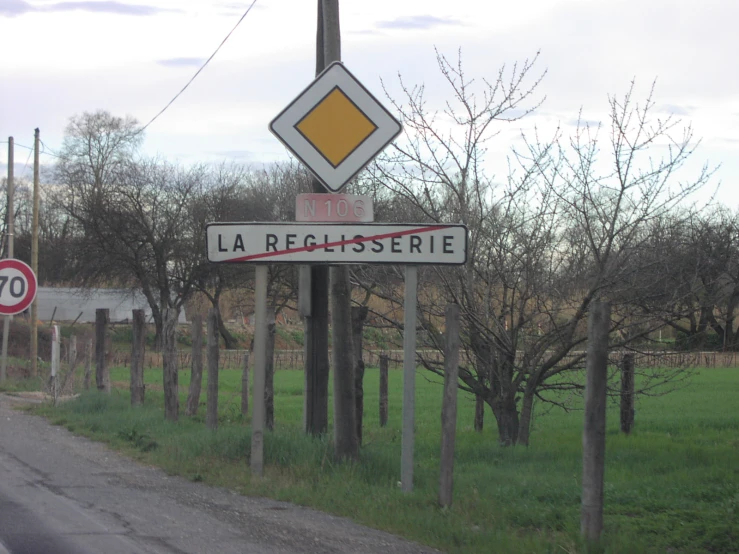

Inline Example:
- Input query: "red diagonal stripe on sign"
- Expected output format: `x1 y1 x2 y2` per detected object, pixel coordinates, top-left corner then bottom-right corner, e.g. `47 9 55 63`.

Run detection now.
226 225 451 262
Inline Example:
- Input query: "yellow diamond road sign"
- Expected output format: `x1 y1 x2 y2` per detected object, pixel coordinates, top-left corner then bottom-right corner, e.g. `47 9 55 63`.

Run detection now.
270 62 402 192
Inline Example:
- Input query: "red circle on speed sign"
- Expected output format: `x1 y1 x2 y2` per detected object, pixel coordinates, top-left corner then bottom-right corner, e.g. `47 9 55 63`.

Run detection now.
0 259 38 316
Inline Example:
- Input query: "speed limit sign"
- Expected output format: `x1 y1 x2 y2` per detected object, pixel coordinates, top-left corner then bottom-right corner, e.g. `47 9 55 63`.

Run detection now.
0 259 38 316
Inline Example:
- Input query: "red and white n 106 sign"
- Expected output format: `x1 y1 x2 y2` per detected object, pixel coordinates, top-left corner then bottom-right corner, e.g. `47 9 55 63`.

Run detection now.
295 193 373 222
206 223 467 265
0 259 38 315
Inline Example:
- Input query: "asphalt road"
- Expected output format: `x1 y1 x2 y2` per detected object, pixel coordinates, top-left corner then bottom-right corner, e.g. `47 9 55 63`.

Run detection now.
0 394 440 554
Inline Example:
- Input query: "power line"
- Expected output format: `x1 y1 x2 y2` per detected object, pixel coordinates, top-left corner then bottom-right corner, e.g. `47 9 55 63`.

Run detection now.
0 141 36 180
0 141 59 158
40 139 60 158
140 0 260 133
1 0 260 155
20 148 34 179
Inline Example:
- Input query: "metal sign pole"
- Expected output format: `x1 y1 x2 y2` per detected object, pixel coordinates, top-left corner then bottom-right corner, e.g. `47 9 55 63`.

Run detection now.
250 265 268 478
401 265 418 492
1 137 14 383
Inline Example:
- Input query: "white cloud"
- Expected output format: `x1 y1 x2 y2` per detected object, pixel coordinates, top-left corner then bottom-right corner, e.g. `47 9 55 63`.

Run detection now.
1 0 737 204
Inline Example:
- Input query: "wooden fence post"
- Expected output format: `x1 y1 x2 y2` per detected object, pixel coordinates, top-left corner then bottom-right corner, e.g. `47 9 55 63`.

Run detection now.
241 352 249 417
162 308 179 422
206 309 219 431
379 354 388 427
620 353 635 434
69 335 77 367
439 304 460 508
84 338 92 390
186 314 204 416
130 309 146 406
95 309 110 393
581 301 610 543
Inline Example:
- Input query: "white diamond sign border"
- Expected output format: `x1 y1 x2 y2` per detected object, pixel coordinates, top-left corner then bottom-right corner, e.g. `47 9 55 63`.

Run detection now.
269 61 402 193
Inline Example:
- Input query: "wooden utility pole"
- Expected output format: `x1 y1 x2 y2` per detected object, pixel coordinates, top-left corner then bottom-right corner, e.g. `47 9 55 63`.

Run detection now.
303 0 330 437
321 0 358 462
4 137 13 262
30 129 40 378
581 301 610 544
332 266 357 459
1 137 14 383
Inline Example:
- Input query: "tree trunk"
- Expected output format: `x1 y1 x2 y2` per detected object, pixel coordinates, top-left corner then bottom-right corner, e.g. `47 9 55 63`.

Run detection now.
151 307 163 352
162 308 179 422
265 307 276 431
490 394 519 446
331 266 358 461
130 309 146 406
214 299 238 349
351 305 368 445
95 308 110 393
517 386 536 446
206 308 219 431
439 304 461 508
185 314 203 416
474 395 484 432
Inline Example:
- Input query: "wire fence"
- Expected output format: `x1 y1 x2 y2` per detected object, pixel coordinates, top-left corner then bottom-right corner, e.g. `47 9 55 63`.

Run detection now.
107 348 739 372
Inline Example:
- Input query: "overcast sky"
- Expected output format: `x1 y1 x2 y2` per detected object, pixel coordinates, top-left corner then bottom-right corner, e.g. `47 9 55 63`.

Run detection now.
1 0 737 206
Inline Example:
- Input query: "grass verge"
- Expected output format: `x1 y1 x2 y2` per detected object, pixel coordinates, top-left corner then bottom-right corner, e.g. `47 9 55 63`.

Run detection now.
27 367 739 554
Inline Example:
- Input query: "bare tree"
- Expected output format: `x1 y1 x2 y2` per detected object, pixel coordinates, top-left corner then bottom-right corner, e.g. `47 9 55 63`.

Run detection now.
638 207 739 350
366 52 714 446
56 114 206 346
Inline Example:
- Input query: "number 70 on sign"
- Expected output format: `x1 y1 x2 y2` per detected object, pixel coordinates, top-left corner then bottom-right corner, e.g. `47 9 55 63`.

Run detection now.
0 259 38 316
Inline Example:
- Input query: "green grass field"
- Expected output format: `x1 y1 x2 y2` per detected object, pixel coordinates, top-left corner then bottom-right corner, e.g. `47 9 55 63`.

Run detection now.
26 366 739 554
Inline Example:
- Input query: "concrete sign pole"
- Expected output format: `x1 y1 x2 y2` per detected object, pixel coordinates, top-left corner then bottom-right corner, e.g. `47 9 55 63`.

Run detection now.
250 265 268 478
401 265 418 492
51 325 60 405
